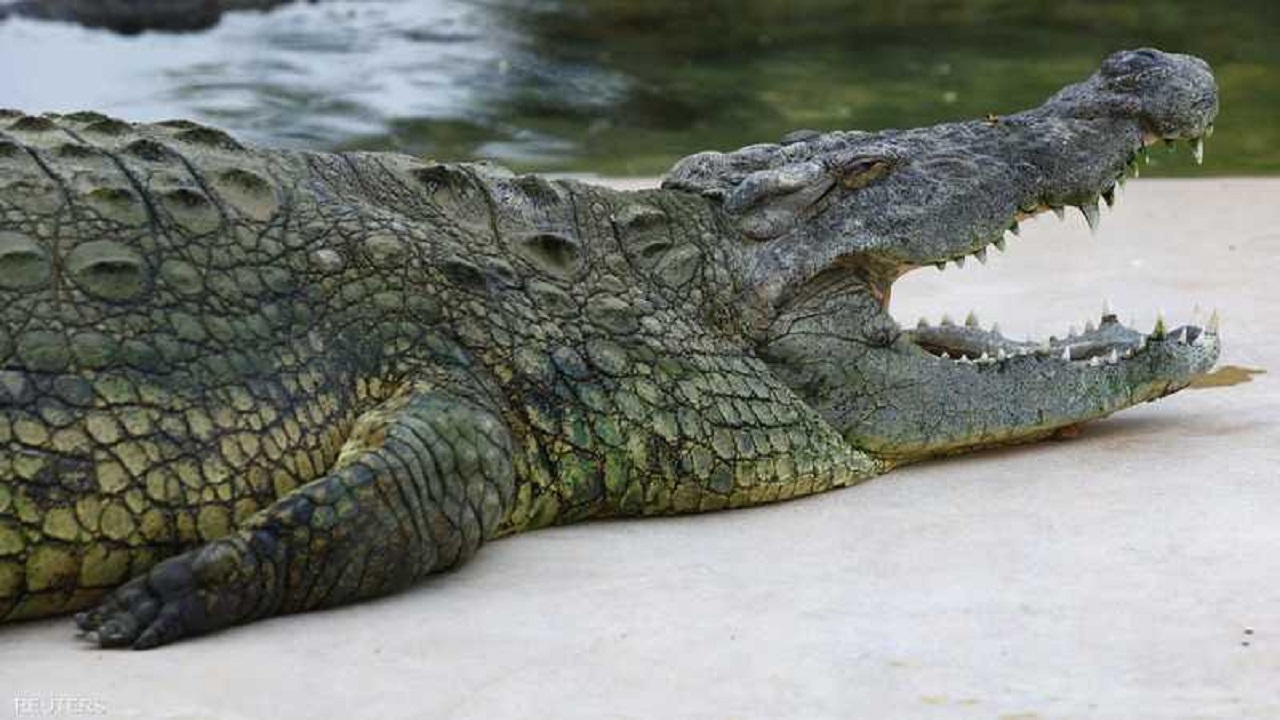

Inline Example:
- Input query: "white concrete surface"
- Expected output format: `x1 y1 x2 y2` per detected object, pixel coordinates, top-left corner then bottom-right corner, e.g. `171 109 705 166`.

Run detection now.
1 178 1277 720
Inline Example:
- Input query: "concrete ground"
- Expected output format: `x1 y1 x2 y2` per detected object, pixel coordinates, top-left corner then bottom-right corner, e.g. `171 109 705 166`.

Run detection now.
1 178 1276 720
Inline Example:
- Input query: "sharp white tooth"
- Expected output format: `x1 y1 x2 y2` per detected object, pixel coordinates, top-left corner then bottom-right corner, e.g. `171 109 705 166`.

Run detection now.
1062 346 1072 361
1102 298 1114 317
1080 202 1101 234
1085 320 1096 333
979 351 990 362
1177 327 1189 344
952 256 966 269
1038 340 1052 353
959 355 972 364
940 352 951 360
974 247 988 264
994 236 1007 251
1132 162 1141 178
1068 325 1079 338
965 311 980 328
1052 206 1065 220
935 262 946 271
1207 309 1220 335
1117 174 1126 189
990 322 1001 336
1102 187 1116 207
941 314 955 326
1089 356 1103 367
1123 348 1133 358
1008 223 1020 236
1108 348 1119 364
1153 311 1167 338
917 317 930 328
1191 137 1204 165
997 348 1007 361
1205 124 1215 138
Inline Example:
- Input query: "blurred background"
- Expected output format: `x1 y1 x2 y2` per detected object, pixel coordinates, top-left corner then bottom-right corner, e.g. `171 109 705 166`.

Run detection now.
0 0 1276 177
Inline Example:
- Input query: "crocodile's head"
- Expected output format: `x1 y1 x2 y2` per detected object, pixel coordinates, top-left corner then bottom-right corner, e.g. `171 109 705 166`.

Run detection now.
666 48 1221 461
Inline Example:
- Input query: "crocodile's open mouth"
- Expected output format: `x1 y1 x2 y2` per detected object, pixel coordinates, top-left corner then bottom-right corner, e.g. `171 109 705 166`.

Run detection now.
896 130 1220 373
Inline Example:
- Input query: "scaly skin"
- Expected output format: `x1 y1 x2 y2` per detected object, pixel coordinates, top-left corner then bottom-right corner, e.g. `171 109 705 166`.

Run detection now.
0 48 1219 648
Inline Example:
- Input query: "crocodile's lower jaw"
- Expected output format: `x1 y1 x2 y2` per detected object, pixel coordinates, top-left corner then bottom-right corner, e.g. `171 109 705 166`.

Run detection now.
907 311 1220 376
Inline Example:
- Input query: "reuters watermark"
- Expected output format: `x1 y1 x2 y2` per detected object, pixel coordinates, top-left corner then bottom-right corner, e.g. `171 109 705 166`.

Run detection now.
12 696 107 717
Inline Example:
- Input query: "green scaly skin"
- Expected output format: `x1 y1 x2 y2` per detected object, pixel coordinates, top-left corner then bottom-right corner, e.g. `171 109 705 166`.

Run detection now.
0 48 1220 648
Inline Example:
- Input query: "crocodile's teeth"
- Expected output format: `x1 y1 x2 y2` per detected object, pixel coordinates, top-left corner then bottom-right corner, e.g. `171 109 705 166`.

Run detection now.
1008 222 1020 236
1102 186 1116 207
917 317 930 328
997 348 1007 361
990 322 1001 336
1052 206 1065 220
1068 325 1079 338
1177 327 1189 344
952 256 966 269
1085 319 1096 333
1061 346 1072 361
1080 202 1101 234
941 313 955 326
974 247 988 264
1205 124 1215 138
1102 298 1114 318
1089 356 1103 367
1152 311 1167 338
1108 348 1120 364
965 311 980 328
993 236 1007 252
935 262 946 271
979 351 990 362
1191 137 1204 165
1207 309 1220 335
958 355 972 364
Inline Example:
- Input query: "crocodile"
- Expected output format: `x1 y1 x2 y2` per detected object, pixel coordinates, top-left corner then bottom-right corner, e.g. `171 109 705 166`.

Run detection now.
0 48 1219 649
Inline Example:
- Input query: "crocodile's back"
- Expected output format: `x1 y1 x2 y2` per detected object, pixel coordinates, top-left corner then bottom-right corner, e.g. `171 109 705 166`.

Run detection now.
0 112 386 620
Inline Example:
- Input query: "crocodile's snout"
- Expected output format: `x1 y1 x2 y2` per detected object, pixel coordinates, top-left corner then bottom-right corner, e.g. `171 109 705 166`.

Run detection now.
1066 48 1219 141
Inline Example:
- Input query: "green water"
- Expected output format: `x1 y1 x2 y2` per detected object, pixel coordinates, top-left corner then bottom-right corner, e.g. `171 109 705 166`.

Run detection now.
2 0 1276 176
461 0 1280 176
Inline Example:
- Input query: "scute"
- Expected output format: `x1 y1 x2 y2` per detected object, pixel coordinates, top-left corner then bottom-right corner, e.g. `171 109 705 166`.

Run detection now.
65 240 151 302
0 231 51 290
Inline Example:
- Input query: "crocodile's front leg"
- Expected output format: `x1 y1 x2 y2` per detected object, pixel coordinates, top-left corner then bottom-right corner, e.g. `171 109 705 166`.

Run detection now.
762 286 1219 463
75 383 514 649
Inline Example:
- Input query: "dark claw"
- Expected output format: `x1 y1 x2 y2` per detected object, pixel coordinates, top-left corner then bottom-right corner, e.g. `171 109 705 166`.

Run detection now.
97 617 139 648
72 539 250 650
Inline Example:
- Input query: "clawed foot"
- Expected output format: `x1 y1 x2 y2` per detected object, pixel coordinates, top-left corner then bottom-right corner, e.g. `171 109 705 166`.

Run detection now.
75 539 252 650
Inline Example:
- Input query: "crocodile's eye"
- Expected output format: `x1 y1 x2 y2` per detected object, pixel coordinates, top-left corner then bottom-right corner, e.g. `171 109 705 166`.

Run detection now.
1102 48 1161 78
836 158 893 190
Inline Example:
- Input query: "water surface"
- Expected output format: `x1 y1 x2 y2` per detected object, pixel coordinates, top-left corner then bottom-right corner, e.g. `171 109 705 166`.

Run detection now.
1 0 1276 176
